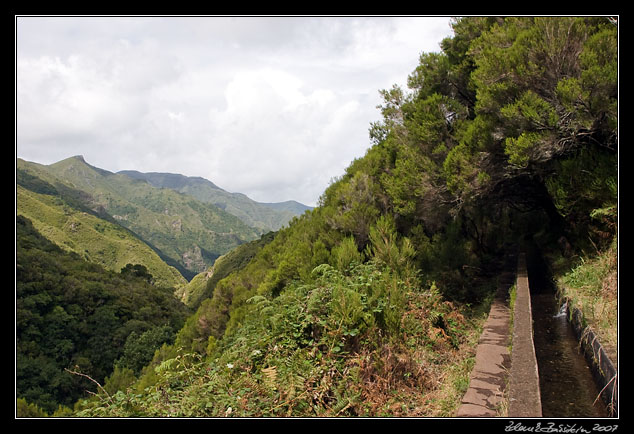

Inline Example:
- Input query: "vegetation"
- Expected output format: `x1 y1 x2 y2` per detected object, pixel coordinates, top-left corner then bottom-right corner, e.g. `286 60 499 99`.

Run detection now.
119 170 311 232
554 236 618 356
74 218 491 417
180 231 277 309
16 216 191 415
16 17 617 418
17 184 186 288
17 156 262 279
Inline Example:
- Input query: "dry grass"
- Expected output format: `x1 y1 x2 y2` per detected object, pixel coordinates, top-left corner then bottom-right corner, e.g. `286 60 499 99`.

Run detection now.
341 290 488 417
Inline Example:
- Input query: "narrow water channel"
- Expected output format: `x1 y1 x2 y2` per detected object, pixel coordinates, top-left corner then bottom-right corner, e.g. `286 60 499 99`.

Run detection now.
526 245 608 418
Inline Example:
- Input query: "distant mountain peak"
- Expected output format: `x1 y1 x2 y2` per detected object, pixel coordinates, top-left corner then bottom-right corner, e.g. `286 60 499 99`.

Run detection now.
52 155 114 177
118 170 222 191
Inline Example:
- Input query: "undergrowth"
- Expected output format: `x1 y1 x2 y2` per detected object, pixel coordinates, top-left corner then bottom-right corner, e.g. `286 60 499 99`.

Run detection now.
74 259 490 417
557 236 618 355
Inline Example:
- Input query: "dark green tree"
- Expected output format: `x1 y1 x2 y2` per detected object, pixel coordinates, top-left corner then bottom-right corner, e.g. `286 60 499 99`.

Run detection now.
16 216 189 413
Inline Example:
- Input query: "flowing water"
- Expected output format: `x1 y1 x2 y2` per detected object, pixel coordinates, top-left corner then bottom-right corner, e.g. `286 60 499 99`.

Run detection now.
526 247 609 418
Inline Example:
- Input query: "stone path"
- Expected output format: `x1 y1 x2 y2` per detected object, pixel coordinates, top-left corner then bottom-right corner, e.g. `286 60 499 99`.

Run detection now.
456 269 513 417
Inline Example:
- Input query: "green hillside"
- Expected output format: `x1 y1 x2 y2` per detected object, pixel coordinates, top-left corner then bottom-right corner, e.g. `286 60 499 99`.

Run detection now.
17 184 187 289
119 170 312 231
17 156 261 279
178 231 277 309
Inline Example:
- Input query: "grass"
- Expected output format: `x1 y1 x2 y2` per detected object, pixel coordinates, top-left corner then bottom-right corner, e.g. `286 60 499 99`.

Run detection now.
555 236 617 359
18 157 261 277
413 293 492 417
17 185 187 289
507 283 517 353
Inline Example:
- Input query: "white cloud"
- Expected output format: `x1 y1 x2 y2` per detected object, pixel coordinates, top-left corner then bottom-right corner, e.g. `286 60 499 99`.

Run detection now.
17 54 145 155
197 67 372 203
16 16 454 206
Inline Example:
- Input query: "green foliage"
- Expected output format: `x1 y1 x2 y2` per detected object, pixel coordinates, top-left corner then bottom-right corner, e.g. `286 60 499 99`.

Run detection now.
557 22 617 132
380 141 433 216
323 170 381 248
75 253 485 417
17 398 49 417
18 156 262 278
16 216 190 414
441 17 617 216
366 215 416 278
501 90 559 167
556 236 617 356
120 263 153 283
443 142 477 196
19 17 618 418
103 366 137 396
331 236 364 273
545 146 617 248
504 132 543 168
117 325 176 374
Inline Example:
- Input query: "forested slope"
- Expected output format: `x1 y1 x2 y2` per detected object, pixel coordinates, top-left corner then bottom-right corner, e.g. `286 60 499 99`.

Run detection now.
24 17 617 418
18 156 261 279
16 216 191 414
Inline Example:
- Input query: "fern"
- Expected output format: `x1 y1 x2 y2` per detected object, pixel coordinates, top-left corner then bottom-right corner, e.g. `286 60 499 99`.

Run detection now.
261 366 278 390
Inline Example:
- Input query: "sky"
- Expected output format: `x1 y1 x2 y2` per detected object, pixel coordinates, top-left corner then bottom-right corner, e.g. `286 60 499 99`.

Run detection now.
16 16 455 207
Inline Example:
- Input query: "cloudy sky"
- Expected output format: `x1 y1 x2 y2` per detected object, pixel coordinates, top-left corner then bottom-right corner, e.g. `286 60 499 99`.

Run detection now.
16 16 455 206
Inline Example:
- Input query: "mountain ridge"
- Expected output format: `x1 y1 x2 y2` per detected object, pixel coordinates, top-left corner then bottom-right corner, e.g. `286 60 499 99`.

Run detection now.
16 155 312 280
17 156 265 279
117 169 312 232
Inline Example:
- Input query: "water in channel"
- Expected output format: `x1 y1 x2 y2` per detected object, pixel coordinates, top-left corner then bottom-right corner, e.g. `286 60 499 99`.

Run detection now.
526 246 609 418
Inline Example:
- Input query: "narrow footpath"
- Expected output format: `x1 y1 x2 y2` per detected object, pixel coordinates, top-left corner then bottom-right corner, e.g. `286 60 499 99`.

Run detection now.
456 265 514 417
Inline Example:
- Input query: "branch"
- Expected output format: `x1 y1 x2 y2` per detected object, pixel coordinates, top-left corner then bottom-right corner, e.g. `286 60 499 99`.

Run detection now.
65 367 113 404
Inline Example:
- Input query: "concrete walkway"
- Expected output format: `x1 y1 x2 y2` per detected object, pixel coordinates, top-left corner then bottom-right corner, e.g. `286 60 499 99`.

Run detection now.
456 269 513 417
456 252 545 417
507 253 542 417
